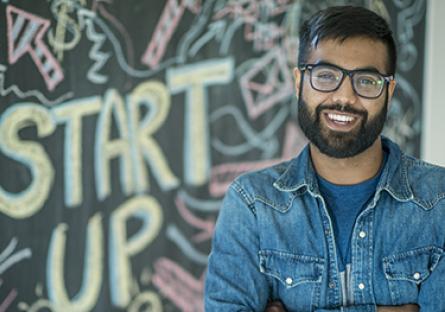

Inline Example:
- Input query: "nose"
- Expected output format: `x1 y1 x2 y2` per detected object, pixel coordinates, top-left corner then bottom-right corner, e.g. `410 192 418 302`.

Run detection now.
331 75 358 105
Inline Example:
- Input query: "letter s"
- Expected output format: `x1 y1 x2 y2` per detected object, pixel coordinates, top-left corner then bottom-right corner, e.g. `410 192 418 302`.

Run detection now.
0 103 55 218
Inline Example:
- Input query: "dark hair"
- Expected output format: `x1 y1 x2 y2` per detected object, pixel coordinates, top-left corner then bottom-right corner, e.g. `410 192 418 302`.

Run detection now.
298 6 397 75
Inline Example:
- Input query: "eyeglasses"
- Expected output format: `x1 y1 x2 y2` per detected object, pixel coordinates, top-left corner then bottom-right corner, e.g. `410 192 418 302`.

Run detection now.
299 63 394 99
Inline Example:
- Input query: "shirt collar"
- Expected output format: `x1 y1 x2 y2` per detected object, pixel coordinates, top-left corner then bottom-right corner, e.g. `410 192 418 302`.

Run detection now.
273 136 414 202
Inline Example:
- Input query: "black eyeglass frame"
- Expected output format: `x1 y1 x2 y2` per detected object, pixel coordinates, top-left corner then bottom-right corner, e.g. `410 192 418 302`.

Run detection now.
298 62 394 99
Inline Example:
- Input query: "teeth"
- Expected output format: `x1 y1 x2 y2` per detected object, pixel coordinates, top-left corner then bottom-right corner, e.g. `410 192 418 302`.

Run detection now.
328 113 354 123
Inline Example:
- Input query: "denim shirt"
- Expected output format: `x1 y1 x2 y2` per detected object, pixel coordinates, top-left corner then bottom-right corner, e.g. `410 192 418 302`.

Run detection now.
205 137 445 312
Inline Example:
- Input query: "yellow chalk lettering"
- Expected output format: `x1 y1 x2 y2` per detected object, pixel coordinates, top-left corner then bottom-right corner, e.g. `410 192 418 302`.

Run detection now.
95 89 134 200
127 81 179 192
167 58 234 185
53 96 101 207
0 103 55 218
47 213 103 311
109 195 163 307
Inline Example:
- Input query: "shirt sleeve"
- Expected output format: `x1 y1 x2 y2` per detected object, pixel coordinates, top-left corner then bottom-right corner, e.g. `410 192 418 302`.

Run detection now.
204 181 270 311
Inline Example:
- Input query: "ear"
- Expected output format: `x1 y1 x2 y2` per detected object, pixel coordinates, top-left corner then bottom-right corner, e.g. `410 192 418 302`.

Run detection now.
293 67 302 96
387 79 397 108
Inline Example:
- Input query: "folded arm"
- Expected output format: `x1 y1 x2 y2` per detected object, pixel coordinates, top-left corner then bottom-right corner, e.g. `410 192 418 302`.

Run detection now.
205 182 270 311
266 301 418 312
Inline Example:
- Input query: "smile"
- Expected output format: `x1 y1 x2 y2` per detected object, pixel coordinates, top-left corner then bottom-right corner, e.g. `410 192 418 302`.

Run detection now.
327 113 356 123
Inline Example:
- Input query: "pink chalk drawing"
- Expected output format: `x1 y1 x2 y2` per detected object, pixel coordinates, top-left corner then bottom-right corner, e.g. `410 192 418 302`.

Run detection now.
209 159 280 197
152 258 204 312
239 48 293 120
141 0 186 69
175 197 215 243
0 287 17 312
213 0 258 22
214 0 289 19
209 121 307 197
140 0 201 68
281 121 308 160
6 5 64 91
244 22 285 51
184 0 201 14
213 0 290 48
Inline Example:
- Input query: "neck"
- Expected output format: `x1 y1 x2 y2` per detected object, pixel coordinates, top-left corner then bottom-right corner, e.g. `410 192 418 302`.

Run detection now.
310 137 384 185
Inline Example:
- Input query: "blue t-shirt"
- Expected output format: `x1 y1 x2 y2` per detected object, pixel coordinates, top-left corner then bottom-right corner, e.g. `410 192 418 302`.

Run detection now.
317 158 385 272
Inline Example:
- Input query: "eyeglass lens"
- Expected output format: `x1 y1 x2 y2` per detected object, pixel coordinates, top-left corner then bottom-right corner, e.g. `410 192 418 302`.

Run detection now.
310 65 385 98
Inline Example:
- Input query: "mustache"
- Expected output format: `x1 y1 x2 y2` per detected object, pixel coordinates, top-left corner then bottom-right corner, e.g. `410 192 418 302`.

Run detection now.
315 103 367 117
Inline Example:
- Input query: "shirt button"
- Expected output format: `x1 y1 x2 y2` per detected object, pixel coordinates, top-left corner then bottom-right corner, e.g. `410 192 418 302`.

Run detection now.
358 283 365 290
324 228 330 235
359 231 367 238
328 281 335 288
285 277 293 285
413 272 421 280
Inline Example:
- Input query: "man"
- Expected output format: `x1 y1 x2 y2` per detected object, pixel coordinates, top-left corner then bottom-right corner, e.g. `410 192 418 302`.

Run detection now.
205 5 445 312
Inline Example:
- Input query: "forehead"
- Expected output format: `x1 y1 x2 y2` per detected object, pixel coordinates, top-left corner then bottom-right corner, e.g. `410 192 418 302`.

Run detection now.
306 37 389 73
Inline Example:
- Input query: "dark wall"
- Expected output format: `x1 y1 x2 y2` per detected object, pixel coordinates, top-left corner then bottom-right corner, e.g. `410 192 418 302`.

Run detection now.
0 0 426 311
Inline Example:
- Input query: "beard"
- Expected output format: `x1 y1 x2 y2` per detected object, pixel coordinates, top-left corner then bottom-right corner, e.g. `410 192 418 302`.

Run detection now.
297 92 388 159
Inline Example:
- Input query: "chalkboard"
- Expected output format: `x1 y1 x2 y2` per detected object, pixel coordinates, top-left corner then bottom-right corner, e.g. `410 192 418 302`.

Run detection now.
0 0 426 311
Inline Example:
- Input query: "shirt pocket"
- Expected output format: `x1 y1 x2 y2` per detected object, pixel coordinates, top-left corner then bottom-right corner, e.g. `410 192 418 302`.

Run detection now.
383 246 444 305
259 250 324 311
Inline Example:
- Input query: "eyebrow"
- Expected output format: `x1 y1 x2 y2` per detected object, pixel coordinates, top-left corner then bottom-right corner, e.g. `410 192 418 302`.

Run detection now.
313 61 383 74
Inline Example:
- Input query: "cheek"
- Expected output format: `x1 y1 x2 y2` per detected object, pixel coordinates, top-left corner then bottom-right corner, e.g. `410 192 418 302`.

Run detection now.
301 84 330 106
362 98 387 118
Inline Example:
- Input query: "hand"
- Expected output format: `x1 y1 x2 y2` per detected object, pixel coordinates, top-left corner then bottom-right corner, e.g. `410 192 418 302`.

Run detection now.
265 300 287 312
377 304 419 312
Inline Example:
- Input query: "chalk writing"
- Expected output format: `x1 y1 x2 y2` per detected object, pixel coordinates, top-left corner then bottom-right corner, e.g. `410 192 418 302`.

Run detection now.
47 214 103 311
48 0 83 62
0 1 425 311
167 57 234 185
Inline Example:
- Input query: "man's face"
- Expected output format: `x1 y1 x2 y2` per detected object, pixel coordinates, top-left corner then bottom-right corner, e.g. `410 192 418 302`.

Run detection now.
294 37 396 158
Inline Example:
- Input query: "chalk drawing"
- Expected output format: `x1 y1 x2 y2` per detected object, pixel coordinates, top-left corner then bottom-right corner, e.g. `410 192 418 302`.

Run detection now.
166 225 208 264
78 8 170 78
210 105 288 157
209 158 281 197
0 288 17 312
178 189 221 212
152 257 204 312
6 5 64 91
175 196 215 243
81 9 111 84
141 0 187 69
0 64 73 106
127 291 162 312
0 238 32 275
48 0 83 61
18 299 54 312
94 1 136 70
188 20 226 57
239 48 293 119
395 0 425 71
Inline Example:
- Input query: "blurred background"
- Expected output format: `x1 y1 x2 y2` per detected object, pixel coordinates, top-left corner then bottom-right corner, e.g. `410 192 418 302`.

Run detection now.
0 0 443 311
